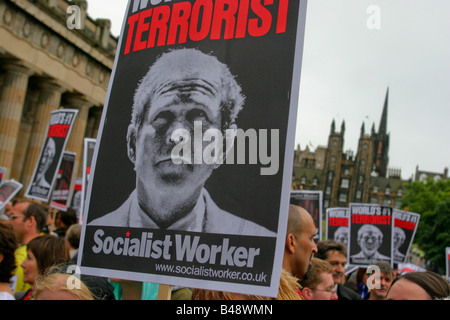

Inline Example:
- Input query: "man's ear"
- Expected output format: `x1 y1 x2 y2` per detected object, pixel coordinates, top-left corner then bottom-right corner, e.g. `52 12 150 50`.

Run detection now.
301 287 313 300
127 125 137 164
285 233 296 254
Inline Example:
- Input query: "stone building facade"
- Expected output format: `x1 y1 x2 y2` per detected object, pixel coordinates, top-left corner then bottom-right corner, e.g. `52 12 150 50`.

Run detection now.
0 0 117 197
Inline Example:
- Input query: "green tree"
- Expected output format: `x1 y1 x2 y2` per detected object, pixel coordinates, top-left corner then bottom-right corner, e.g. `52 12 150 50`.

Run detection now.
400 178 450 271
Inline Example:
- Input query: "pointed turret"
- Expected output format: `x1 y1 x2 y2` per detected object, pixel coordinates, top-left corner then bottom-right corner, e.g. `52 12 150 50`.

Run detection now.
379 87 389 135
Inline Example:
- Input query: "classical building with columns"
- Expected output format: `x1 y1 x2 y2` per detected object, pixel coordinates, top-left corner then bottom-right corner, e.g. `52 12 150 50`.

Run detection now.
0 0 117 198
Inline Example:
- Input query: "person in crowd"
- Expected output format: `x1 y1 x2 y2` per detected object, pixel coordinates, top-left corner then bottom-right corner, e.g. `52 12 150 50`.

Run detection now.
65 223 81 262
6 201 47 293
366 261 394 300
355 267 369 299
32 271 94 300
17 234 70 300
0 221 18 300
315 239 361 300
387 271 450 300
299 258 338 300
61 225 116 300
191 269 301 300
283 204 318 281
52 208 77 238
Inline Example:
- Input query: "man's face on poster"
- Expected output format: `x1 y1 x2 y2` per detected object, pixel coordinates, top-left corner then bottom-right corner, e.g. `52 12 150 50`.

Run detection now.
393 227 405 250
357 225 382 257
38 138 56 176
131 84 223 192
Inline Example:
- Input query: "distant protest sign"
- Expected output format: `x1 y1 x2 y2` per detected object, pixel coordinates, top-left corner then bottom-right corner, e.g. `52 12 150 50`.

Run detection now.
25 109 78 202
0 180 23 211
392 209 420 265
78 0 308 297
326 207 349 248
50 151 76 211
290 190 323 241
348 203 393 267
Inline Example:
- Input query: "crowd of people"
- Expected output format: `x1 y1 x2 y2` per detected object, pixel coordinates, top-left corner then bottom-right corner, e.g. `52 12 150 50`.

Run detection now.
0 199 449 301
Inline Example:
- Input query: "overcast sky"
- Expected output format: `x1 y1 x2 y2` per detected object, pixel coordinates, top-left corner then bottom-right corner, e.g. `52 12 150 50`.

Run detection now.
87 0 450 180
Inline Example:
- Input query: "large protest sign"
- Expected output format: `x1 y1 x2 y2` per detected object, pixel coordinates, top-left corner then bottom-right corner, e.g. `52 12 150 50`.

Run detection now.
290 190 323 241
78 0 308 297
50 152 76 211
25 109 78 202
392 209 420 265
0 180 23 211
325 207 349 248
348 203 393 267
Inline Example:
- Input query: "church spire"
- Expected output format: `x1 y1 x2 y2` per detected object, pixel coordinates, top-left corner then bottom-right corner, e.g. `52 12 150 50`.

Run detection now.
379 87 389 135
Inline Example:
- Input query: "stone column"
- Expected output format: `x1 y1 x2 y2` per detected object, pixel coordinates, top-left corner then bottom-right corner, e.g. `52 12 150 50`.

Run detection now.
0 62 33 180
63 93 92 178
21 80 65 192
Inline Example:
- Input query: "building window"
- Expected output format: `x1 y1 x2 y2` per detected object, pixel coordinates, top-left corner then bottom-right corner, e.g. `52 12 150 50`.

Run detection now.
359 175 364 184
383 198 391 206
326 186 331 195
397 189 402 197
339 193 347 203
301 176 307 184
340 179 349 188
373 186 378 193
356 190 362 199
312 178 318 186
385 187 390 195
371 197 378 204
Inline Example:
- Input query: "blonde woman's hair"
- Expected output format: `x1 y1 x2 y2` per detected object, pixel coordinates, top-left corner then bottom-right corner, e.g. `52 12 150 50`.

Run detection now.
32 271 94 300
192 269 301 300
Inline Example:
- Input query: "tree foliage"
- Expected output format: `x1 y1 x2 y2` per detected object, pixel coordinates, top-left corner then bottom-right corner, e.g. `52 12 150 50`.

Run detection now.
400 178 450 271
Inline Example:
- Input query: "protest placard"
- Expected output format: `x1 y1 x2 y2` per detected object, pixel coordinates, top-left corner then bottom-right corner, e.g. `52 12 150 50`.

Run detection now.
0 180 23 211
50 151 76 211
78 0 308 297
25 109 78 202
392 209 420 265
290 190 323 241
348 203 393 267
325 207 349 248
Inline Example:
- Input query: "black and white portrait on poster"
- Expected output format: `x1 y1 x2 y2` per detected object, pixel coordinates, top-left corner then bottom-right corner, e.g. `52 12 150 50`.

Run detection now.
326 207 349 248
78 0 308 297
290 190 322 241
348 203 393 267
25 109 78 202
392 209 420 265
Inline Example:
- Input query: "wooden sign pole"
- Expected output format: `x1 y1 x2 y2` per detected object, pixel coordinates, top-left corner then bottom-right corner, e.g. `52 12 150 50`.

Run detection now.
157 284 172 300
